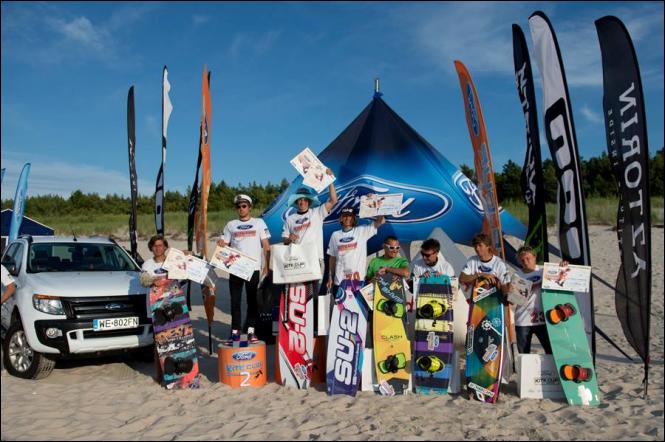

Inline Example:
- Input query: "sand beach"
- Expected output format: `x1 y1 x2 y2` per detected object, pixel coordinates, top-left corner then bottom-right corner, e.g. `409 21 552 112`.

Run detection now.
1 226 663 441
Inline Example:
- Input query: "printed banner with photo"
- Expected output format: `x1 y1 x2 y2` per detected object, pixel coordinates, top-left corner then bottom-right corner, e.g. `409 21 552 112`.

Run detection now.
542 262 592 293
359 193 403 218
290 147 335 193
209 245 258 281
507 272 533 306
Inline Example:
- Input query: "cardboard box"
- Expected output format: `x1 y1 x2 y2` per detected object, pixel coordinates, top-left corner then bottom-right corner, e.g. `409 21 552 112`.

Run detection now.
517 353 565 400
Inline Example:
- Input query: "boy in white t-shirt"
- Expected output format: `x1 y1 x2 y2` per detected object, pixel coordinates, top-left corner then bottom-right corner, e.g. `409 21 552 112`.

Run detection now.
282 170 338 276
1 264 17 304
507 246 560 354
459 233 510 300
326 207 384 292
217 194 271 343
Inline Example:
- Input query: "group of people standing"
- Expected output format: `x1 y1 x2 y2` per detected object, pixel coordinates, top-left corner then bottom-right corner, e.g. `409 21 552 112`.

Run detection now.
139 168 553 356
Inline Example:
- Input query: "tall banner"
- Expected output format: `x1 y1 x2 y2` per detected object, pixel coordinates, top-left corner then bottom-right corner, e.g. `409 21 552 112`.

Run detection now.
155 66 173 235
513 24 549 264
9 163 31 241
188 145 202 252
454 60 505 260
596 16 651 393
195 67 212 259
127 86 139 261
529 11 595 354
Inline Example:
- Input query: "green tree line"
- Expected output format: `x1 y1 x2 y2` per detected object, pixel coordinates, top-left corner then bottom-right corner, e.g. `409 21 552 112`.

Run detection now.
2 149 662 216
461 148 663 203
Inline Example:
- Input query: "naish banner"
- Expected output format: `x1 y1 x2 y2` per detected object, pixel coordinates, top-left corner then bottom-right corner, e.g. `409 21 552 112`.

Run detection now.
155 65 173 235
195 67 212 259
9 163 31 242
513 24 549 264
596 16 651 393
262 96 526 256
529 10 595 353
187 139 202 252
127 86 139 261
454 60 505 260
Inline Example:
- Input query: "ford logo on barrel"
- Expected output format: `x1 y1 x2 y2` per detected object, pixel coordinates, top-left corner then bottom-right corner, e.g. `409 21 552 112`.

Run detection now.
232 351 256 361
281 175 451 224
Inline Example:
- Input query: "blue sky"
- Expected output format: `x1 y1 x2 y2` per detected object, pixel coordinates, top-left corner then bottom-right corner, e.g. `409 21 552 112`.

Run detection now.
2 1 663 199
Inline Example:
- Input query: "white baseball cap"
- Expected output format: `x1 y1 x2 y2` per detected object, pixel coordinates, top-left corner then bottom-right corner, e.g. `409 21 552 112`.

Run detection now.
234 194 253 205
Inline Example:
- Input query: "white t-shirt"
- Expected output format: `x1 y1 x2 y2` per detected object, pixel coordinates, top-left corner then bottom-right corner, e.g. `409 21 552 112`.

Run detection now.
282 205 330 263
222 217 271 271
2 264 16 294
514 266 545 327
411 253 455 279
327 224 377 285
141 258 167 317
461 255 509 300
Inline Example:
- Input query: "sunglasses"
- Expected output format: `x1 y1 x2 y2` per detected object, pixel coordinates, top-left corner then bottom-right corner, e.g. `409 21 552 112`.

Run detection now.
384 245 400 251
235 204 250 209
421 250 437 258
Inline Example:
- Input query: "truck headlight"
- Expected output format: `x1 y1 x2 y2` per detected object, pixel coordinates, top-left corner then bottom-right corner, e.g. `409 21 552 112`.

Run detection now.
33 294 65 315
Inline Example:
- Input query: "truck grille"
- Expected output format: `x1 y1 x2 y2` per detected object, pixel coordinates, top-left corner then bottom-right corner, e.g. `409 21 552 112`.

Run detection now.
63 295 147 321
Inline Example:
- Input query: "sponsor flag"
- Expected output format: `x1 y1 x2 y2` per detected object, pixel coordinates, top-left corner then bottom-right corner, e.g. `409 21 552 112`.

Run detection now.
454 60 505 260
155 66 173 235
9 163 31 241
127 86 139 261
513 24 549 264
529 11 595 354
596 15 651 393
195 66 212 259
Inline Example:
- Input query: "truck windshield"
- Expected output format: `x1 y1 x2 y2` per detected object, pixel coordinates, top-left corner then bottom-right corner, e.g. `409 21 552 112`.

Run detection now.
27 243 140 273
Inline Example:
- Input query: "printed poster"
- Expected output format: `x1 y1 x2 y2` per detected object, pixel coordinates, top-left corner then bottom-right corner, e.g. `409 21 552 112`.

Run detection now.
507 272 533 306
359 193 403 218
162 248 210 284
290 147 335 193
209 245 258 281
162 248 188 280
542 262 592 293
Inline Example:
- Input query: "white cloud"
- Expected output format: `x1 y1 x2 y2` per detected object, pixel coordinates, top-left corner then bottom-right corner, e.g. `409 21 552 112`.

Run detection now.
228 30 282 59
1 152 153 199
394 2 663 88
580 104 603 124
192 14 210 26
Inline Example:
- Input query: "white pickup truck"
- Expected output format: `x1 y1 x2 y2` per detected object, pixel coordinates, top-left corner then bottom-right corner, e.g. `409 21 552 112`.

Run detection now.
1 235 153 379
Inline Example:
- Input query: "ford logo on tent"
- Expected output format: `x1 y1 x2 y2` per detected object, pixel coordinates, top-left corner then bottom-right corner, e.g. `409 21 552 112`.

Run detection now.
232 351 256 361
329 176 451 224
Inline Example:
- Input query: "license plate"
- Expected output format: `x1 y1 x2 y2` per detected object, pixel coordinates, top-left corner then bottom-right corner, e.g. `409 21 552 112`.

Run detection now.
93 317 139 331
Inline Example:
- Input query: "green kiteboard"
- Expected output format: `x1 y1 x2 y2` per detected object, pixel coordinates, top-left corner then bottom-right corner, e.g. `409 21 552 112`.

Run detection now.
542 289 600 406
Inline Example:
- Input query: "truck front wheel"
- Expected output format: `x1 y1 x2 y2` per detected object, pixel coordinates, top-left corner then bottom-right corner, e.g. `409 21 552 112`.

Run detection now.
3 321 56 379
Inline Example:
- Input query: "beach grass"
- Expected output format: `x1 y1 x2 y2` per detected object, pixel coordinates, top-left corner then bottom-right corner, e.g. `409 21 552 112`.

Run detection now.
502 197 664 227
36 197 664 237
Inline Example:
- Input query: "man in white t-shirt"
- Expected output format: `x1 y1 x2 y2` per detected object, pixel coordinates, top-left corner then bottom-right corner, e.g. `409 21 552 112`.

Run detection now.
459 233 510 300
1 264 17 304
217 194 271 343
411 238 455 279
506 246 557 354
327 207 384 292
282 170 338 277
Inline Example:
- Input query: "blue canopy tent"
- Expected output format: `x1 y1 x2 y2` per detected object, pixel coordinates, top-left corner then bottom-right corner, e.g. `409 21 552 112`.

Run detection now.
262 94 526 254
1 209 55 252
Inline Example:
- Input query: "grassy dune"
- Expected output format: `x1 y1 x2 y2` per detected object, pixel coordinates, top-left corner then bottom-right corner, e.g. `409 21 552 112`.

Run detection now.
36 197 664 237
